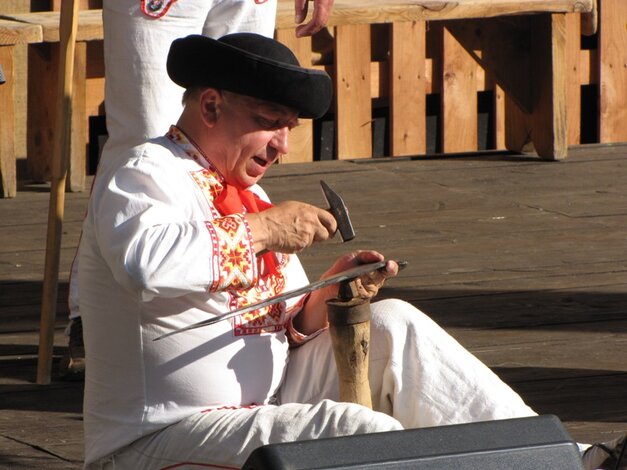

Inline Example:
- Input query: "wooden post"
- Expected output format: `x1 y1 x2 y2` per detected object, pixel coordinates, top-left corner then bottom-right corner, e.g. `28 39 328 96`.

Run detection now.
0 46 16 198
37 0 79 385
327 297 372 408
529 13 568 160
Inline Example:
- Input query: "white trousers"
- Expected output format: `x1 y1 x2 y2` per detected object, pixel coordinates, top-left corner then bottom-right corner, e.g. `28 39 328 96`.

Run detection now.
101 0 277 156
88 299 536 469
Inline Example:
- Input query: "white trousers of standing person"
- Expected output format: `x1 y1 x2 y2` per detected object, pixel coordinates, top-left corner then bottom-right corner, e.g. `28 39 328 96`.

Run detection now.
68 0 278 321
102 0 276 158
101 0 277 165
86 299 536 470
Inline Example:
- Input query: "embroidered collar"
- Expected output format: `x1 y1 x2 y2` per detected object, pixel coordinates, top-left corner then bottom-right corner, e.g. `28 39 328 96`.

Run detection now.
166 125 225 180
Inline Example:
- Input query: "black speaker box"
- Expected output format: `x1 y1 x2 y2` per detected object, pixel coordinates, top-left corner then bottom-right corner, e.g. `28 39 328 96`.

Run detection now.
243 415 584 469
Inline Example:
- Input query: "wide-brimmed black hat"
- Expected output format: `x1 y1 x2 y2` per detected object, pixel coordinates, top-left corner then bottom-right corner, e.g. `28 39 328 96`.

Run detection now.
167 33 332 119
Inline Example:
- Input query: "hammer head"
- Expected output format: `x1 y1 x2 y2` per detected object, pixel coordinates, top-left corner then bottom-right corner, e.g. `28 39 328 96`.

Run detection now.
320 180 355 242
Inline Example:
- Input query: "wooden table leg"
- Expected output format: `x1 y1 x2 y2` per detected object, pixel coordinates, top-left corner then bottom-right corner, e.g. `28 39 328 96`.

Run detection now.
0 46 17 198
445 14 568 160
529 13 568 160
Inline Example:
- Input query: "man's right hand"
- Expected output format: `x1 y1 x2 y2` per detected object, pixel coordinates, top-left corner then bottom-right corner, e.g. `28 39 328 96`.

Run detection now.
246 201 337 254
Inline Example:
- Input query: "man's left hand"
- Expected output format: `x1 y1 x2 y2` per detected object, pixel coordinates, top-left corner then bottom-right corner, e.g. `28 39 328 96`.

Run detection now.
294 0 334 37
322 251 399 301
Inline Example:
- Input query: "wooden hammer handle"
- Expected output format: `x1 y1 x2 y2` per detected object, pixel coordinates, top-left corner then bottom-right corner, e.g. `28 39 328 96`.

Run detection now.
327 297 372 409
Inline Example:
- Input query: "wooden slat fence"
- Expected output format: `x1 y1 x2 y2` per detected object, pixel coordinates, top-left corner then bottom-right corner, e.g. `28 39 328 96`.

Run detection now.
276 0 627 163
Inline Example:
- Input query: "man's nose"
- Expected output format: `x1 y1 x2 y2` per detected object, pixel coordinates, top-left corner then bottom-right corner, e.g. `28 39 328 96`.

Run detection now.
270 127 289 154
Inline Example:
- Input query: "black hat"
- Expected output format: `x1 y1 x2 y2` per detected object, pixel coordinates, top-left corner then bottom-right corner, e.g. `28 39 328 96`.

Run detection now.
167 33 332 119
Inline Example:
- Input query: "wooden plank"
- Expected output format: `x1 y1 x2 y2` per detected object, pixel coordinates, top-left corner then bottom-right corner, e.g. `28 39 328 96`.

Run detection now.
504 93 532 153
578 48 598 86
530 13 568 159
441 23 477 152
389 21 426 156
27 42 87 189
598 0 627 143
0 46 16 198
566 14 581 145
334 24 372 159
2 10 103 42
51 0 101 10
0 19 42 45
565 13 581 145
493 85 506 150
275 0 595 30
68 41 86 192
275 30 314 163
27 43 55 182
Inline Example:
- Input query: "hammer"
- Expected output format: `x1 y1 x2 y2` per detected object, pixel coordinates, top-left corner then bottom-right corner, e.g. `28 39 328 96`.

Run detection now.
256 181 354 258
320 180 355 242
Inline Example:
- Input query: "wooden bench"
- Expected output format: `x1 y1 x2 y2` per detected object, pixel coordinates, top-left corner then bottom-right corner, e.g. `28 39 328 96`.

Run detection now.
275 0 596 163
0 18 42 198
0 9 103 195
0 1 600 196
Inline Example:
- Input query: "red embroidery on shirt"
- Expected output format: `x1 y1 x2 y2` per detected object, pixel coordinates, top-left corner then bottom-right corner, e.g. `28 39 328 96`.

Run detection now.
231 271 287 336
140 0 177 19
254 0 269 4
201 404 261 413
168 126 288 337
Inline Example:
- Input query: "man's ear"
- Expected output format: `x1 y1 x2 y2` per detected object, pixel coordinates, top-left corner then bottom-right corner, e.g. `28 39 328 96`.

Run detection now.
199 88 222 127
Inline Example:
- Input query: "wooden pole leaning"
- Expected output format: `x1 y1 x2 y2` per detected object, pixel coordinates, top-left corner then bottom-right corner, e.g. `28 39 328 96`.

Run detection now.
327 282 373 409
36 0 80 385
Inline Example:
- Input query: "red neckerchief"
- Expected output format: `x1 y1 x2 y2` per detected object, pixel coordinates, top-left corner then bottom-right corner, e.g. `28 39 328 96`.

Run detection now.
213 184 279 277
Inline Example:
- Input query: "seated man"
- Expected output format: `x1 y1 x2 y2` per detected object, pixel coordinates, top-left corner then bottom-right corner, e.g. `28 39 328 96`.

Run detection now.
78 33 620 469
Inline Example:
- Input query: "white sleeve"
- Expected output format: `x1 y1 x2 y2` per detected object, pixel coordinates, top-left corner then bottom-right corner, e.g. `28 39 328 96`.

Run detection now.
90 152 258 302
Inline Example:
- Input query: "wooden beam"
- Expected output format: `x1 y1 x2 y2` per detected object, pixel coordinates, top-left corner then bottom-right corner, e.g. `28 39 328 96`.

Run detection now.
529 13 568 160
275 0 595 29
566 13 581 145
335 24 372 159
598 0 627 144
441 23 477 153
390 21 426 156
27 42 87 189
3 11 103 42
67 40 86 192
0 46 16 197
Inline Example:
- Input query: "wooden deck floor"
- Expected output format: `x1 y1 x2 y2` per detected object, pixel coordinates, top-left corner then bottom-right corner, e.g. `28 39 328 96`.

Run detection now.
1 144 627 468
